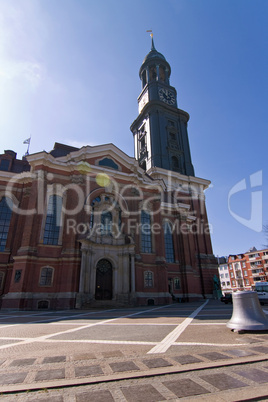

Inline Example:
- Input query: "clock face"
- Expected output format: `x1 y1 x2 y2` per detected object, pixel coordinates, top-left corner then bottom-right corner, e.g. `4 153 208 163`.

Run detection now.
158 88 175 105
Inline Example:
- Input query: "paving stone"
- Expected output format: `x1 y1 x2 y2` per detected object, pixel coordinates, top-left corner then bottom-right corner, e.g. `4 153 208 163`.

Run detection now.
72 353 96 361
76 390 114 402
142 357 173 369
224 349 256 357
121 384 166 402
102 350 124 358
235 368 268 383
255 335 268 340
10 358 36 366
250 346 268 354
35 368 65 381
240 338 264 344
110 361 140 373
0 339 22 346
42 355 66 364
199 352 231 361
0 372 27 385
163 378 209 398
173 354 203 365
201 373 247 390
35 397 63 402
75 365 104 377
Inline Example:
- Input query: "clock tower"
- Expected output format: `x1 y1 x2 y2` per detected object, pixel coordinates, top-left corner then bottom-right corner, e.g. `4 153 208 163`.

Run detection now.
131 38 195 176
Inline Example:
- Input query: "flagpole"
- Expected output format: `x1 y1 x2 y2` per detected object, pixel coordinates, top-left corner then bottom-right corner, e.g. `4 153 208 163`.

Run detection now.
27 136 31 155
23 136 31 156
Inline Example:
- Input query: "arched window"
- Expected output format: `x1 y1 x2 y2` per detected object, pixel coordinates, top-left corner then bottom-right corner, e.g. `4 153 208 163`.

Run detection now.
141 210 152 253
98 158 118 170
89 196 122 237
159 66 166 82
142 70 147 88
174 278 180 290
0 197 13 251
149 66 157 81
101 211 112 235
144 270 153 288
39 267 53 286
164 222 175 263
171 156 179 172
90 196 101 228
43 195 62 245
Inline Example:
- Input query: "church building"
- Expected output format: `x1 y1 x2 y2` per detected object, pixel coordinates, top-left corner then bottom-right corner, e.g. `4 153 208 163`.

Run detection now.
0 39 217 310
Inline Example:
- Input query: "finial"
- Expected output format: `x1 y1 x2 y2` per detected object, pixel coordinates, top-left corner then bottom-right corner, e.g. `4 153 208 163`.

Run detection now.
146 30 155 50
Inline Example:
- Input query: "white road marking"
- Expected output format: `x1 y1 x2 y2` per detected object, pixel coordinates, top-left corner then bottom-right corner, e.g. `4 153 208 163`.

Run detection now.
0 336 246 348
0 304 172 351
44 339 246 347
0 336 28 340
0 302 248 351
0 309 117 330
46 322 178 326
103 323 177 326
45 339 157 345
147 300 209 354
0 337 245 348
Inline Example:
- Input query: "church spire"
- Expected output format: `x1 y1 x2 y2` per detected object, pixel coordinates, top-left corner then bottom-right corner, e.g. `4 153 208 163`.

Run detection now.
131 40 195 176
151 37 156 50
151 35 156 51
146 30 157 51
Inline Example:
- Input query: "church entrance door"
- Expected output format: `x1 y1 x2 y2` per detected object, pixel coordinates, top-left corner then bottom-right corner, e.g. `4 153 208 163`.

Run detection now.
95 259 113 300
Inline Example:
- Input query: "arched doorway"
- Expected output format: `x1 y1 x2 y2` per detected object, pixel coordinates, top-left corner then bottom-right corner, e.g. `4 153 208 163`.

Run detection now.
95 259 113 300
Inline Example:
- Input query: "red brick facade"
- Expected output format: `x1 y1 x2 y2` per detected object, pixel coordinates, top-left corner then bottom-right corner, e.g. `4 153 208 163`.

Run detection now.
0 143 217 309
218 248 268 295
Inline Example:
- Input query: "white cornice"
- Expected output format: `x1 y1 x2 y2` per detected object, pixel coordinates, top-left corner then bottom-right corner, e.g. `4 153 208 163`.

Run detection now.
0 171 16 179
27 144 138 172
0 170 34 184
24 145 168 190
147 166 211 191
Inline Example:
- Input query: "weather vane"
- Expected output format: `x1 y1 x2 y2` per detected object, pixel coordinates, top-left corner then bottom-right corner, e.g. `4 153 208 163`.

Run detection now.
146 29 153 38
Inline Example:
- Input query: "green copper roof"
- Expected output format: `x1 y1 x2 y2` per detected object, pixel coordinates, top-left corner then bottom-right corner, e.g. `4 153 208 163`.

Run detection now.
142 37 166 63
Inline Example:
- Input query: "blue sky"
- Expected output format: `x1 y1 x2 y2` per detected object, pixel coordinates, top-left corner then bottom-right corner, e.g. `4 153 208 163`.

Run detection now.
0 0 267 257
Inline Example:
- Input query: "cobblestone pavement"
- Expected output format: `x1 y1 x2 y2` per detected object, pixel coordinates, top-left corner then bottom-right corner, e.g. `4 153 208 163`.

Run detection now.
0 300 267 400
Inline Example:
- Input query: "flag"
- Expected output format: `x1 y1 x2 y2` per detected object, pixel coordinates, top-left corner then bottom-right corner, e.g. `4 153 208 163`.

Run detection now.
23 138 31 144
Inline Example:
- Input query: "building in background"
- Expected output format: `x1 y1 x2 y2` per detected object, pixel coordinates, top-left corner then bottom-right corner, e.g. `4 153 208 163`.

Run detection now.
0 39 217 310
227 253 253 292
218 247 268 295
245 247 268 283
218 257 232 295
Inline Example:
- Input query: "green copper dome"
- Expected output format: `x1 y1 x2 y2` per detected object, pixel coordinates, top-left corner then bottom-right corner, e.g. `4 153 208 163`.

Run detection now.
142 38 166 63
139 37 171 79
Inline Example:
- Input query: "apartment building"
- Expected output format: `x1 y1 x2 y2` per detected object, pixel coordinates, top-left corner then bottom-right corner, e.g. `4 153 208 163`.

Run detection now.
218 247 268 295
